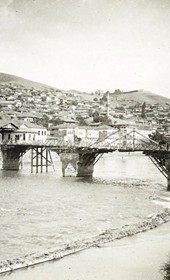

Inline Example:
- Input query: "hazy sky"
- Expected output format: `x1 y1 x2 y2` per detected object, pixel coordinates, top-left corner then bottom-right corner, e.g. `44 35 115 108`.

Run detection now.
0 0 170 97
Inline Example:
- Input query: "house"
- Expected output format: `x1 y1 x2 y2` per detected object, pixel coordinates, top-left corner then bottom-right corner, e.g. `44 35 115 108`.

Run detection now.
50 123 77 142
17 123 47 142
49 123 125 145
0 121 47 143
0 121 19 143
17 113 41 123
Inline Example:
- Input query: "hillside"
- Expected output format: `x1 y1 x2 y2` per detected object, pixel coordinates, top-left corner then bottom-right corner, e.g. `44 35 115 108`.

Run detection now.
0 72 169 106
0 72 169 128
110 90 170 106
0 73 58 91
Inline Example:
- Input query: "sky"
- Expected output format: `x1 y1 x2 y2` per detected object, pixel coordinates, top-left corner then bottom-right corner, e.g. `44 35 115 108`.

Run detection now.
0 0 170 98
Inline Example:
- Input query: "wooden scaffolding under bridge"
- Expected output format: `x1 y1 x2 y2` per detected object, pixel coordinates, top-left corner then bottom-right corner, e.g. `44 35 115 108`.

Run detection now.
31 147 55 173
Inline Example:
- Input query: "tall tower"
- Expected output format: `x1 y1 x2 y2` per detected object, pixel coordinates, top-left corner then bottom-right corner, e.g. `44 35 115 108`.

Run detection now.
106 91 110 118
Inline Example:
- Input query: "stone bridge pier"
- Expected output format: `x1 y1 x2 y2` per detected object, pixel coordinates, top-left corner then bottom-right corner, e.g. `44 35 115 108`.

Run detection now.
59 152 96 177
77 153 96 177
59 153 78 177
1 146 27 170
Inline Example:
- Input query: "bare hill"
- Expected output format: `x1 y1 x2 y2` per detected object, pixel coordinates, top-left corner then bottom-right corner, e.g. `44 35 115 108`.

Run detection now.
110 90 170 107
0 73 169 106
0 73 58 90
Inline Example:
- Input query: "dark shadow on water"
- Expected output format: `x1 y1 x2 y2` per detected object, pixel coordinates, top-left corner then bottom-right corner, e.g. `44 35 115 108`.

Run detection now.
0 169 33 179
76 176 94 184
0 169 21 178
161 256 170 280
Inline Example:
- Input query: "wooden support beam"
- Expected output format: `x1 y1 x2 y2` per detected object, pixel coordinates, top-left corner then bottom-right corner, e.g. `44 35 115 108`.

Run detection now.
41 147 43 173
31 148 33 173
149 156 167 179
132 128 135 150
36 147 38 173
46 149 48 173
30 147 54 173
166 158 170 191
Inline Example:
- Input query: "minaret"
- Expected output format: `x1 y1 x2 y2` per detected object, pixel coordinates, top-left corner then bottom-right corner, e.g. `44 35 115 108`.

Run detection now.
106 91 110 118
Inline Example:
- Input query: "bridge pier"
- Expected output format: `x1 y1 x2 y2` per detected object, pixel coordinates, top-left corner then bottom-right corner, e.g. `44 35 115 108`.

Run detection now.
1 146 27 170
76 153 95 177
77 162 94 177
59 153 78 177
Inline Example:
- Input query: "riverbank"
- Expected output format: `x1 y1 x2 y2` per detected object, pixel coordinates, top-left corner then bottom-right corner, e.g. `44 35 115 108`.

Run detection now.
2 215 170 280
0 152 169 277
1 207 170 276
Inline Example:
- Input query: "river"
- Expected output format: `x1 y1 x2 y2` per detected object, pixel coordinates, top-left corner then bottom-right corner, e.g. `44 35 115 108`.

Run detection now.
0 151 169 270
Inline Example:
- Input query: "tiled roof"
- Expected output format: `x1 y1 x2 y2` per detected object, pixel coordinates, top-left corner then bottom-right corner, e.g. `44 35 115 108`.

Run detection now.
21 122 46 129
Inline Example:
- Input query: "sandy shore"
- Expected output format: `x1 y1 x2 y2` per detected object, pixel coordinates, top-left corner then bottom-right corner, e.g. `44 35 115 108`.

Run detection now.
2 220 170 280
1 213 170 280
0 208 170 274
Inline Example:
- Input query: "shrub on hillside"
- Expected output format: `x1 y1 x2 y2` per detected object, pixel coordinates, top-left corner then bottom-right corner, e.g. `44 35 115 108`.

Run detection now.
161 258 170 280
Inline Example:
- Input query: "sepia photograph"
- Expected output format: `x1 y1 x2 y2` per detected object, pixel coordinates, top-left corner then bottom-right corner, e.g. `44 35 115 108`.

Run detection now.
0 0 170 279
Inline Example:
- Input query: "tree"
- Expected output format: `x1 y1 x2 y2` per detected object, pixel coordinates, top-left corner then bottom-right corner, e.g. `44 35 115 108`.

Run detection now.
36 115 49 128
51 118 64 126
161 259 170 280
100 94 107 103
77 115 88 126
98 115 112 125
113 89 122 94
93 110 100 122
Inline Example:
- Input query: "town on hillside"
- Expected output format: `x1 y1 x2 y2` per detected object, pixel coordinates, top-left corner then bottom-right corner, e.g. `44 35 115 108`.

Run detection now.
0 80 170 145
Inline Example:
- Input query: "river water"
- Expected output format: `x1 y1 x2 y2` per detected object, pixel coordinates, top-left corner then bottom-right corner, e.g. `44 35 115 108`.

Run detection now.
0 151 168 263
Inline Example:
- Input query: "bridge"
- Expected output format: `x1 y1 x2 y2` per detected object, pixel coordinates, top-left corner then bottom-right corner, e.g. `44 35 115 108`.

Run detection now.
0 128 170 191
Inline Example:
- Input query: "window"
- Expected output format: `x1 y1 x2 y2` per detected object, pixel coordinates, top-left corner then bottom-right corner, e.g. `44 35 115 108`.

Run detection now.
38 131 40 135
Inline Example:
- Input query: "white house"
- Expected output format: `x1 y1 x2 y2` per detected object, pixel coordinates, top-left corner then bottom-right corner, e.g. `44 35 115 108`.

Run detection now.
86 128 99 140
16 123 47 142
0 121 47 143
50 123 77 143
75 127 87 139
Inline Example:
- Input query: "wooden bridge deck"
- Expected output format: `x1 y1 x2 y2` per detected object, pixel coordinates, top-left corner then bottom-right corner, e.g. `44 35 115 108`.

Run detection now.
0 141 168 153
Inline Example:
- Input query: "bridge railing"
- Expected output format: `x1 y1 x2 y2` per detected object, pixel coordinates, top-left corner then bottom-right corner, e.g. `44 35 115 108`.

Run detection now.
0 139 58 146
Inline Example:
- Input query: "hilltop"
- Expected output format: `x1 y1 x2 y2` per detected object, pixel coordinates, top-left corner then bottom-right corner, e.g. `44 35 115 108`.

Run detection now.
110 90 170 107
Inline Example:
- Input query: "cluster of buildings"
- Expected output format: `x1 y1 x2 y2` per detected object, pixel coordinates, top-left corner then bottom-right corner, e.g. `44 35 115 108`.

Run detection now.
0 84 96 124
0 83 170 145
0 118 152 150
